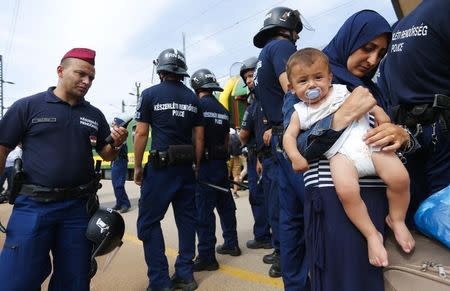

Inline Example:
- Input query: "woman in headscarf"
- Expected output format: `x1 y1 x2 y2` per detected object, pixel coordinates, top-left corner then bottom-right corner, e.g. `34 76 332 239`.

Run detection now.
300 10 413 291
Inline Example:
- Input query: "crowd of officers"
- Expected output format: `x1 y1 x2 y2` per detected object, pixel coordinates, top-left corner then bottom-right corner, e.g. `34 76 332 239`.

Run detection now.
0 1 449 291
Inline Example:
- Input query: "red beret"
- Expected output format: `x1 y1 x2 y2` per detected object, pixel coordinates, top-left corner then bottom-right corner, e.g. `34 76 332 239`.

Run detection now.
61 48 96 65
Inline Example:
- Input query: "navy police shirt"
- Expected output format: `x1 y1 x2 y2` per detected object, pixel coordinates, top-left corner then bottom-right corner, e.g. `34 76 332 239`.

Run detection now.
199 94 230 148
253 39 296 126
379 0 450 105
0 87 110 188
135 80 203 151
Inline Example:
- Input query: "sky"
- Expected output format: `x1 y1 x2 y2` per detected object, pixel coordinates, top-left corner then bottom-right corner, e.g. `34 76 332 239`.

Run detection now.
0 0 398 122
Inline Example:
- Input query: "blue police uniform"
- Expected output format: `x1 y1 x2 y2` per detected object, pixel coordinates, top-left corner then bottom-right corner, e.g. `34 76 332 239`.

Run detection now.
378 0 450 217
195 94 238 263
111 143 131 210
254 38 309 287
240 97 271 244
254 39 296 259
0 87 111 291
135 80 203 290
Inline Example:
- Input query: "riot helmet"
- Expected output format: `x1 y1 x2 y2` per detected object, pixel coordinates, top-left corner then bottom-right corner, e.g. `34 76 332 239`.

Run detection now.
239 57 258 84
190 69 223 92
253 7 303 48
86 207 125 257
86 208 125 278
155 48 189 77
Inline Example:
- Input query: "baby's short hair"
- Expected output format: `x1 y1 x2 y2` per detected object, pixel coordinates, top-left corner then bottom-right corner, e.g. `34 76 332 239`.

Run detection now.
286 48 330 80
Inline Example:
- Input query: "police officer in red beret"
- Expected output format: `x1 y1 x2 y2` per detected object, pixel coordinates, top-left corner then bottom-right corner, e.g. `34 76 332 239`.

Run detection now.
0 48 128 290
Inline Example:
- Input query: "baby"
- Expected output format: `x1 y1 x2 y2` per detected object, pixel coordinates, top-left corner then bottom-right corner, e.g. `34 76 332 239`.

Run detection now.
283 48 415 267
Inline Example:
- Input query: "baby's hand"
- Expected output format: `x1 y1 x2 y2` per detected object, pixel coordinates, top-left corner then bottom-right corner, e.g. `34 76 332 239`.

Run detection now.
292 156 309 173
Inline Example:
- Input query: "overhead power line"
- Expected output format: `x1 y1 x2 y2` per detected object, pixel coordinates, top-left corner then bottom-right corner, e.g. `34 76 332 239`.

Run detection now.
131 0 288 76
4 0 21 73
138 0 226 52
185 0 288 49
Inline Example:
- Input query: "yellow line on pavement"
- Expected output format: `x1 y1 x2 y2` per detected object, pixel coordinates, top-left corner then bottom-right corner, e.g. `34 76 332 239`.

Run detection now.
123 233 283 289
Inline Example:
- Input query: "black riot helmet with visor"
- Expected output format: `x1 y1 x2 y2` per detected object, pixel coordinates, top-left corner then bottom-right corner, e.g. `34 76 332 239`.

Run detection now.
154 48 189 77
190 69 223 92
253 7 303 48
86 208 125 278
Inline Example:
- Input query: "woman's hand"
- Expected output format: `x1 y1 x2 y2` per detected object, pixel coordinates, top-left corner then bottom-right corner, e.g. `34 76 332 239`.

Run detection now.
364 123 410 152
332 86 377 131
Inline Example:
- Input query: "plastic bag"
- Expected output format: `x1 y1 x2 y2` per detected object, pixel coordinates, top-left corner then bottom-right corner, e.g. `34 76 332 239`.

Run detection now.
414 184 450 249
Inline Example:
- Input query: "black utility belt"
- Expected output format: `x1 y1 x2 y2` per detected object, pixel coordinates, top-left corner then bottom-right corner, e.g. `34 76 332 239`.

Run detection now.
394 94 450 129
257 148 273 160
204 145 228 160
20 183 93 203
150 145 194 169
271 125 284 136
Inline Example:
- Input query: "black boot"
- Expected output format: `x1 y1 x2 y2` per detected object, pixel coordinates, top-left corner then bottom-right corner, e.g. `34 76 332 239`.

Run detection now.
269 260 282 278
193 257 219 272
147 286 174 291
215 244 242 256
263 249 279 264
170 275 198 291
246 239 272 249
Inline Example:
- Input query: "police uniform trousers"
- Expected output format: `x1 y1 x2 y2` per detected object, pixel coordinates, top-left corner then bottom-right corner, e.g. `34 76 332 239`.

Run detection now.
196 159 238 260
111 158 131 208
405 122 450 224
137 163 196 289
304 184 388 291
247 153 271 242
0 195 92 291
271 135 310 290
261 153 280 252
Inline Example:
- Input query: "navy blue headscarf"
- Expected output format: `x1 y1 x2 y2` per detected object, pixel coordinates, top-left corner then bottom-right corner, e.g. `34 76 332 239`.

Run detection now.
322 10 392 109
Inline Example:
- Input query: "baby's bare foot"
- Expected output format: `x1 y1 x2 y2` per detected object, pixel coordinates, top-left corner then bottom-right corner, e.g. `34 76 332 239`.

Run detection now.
367 232 388 267
386 215 415 253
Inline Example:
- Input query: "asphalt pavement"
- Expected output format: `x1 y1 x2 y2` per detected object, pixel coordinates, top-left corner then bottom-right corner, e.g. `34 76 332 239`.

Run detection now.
0 180 282 291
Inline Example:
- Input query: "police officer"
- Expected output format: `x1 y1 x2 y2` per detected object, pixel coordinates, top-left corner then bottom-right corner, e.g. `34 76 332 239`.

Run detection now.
190 68 241 272
238 57 272 250
0 48 128 291
0 144 22 202
377 0 450 219
253 6 309 288
134 48 204 291
111 117 131 213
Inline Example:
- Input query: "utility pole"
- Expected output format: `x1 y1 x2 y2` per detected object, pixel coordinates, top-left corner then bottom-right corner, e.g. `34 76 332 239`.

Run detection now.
121 100 125 113
134 82 141 104
0 55 15 119
0 55 3 119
